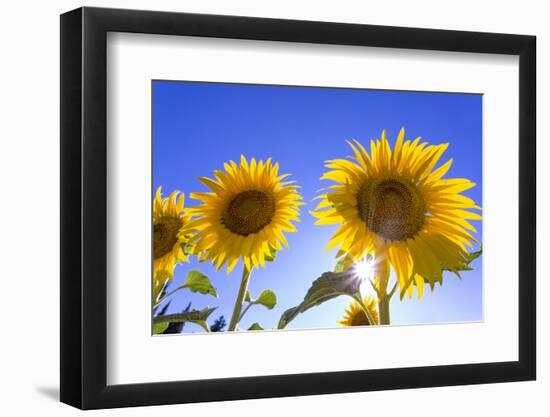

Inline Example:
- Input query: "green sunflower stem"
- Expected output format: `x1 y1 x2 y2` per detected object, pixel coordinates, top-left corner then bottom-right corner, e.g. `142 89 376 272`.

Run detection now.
228 266 252 331
378 294 391 325
355 295 377 326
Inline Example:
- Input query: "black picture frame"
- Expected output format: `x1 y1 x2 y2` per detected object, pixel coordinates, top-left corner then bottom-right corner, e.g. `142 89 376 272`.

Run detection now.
60 6 536 410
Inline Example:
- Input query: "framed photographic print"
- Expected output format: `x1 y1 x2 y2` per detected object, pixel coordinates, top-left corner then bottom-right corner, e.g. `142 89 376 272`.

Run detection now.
60 6 536 410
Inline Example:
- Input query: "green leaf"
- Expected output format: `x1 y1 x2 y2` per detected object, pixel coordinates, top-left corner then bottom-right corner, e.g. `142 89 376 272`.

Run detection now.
153 322 169 334
277 270 361 329
254 289 277 309
184 270 218 297
248 322 264 331
153 307 217 332
245 290 252 302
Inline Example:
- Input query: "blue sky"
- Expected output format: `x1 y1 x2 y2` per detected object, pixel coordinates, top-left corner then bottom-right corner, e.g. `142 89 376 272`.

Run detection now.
153 80 483 333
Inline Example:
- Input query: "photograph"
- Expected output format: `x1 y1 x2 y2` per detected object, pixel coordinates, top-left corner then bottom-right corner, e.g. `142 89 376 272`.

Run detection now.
151 80 483 334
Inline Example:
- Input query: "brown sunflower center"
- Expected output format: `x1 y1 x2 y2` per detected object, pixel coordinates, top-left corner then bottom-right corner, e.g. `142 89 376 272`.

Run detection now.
351 311 372 326
153 216 183 259
221 190 275 236
357 177 425 241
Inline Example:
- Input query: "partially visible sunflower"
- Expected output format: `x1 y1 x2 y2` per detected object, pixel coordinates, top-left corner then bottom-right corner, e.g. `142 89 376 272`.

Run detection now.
312 128 481 298
153 187 191 277
338 296 379 326
186 156 303 273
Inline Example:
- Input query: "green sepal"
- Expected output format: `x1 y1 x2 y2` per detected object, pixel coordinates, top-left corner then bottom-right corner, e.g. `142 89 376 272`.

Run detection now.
264 244 278 262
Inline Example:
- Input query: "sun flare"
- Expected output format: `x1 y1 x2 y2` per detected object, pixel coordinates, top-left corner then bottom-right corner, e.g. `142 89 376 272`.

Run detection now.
353 257 375 281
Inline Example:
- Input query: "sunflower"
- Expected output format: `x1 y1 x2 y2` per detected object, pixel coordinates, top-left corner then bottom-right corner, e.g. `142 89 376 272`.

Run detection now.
186 156 303 273
312 128 481 298
153 187 191 277
338 296 379 326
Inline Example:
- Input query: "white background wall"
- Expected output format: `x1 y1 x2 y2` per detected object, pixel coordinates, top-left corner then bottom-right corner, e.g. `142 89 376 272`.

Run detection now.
0 0 545 415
